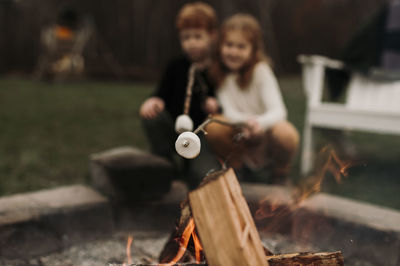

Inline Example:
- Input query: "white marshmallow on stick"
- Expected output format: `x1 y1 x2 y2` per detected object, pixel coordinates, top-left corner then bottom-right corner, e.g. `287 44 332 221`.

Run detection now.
175 117 246 159
175 114 194 133
175 132 201 159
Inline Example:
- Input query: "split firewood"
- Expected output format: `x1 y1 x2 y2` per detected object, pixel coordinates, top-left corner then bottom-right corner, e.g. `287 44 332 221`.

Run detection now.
189 168 269 266
266 251 344 265
158 169 273 264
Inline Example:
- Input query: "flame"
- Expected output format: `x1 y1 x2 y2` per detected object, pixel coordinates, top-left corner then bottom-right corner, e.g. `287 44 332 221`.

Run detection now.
191 227 203 263
255 146 355 230
295 146 353 203
123 234 134 266
161 218 203 265
217 157 226 169
55 25 74 40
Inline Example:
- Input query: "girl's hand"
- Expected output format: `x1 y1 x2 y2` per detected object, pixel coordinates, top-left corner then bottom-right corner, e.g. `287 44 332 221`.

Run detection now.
246 118 263 137
204 97 220 114
140 97 165 119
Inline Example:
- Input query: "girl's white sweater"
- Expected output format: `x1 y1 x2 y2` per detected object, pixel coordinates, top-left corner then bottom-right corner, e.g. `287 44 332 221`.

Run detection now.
217 61 287 131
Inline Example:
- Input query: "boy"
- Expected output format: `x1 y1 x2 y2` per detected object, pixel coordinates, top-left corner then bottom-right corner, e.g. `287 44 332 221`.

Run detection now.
139 2 220 189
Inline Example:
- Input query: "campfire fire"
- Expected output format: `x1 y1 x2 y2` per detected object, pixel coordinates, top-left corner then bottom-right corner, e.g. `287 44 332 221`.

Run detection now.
120 147 349 265
163 218 203 265
122 219 203 265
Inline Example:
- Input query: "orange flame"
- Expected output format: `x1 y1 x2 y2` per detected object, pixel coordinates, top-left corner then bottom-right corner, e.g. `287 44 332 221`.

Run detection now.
255 146 355 228
295 146 353 203
161 218 203 265
55 25 74 40
123 234 134 266
191 227 203 263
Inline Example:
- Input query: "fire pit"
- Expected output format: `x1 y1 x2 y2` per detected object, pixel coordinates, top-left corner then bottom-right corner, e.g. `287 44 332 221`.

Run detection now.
2 150 399 265
2 176 399 266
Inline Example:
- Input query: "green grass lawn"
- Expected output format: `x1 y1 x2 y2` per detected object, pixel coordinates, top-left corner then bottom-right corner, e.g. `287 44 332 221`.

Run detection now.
0 78 150 195
0 76 399 210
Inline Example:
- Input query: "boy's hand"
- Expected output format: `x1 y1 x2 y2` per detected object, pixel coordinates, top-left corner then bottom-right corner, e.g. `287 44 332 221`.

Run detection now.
140 97 165 119
204 97 219 114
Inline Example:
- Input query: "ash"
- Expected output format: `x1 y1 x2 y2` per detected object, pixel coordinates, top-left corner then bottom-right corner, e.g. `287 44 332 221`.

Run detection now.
0 231 169 266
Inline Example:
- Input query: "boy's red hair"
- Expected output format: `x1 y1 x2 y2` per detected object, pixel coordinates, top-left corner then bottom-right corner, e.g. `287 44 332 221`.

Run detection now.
176 2 218 32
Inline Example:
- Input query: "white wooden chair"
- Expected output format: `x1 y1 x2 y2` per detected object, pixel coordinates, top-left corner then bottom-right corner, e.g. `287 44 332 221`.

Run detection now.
298 55 400 175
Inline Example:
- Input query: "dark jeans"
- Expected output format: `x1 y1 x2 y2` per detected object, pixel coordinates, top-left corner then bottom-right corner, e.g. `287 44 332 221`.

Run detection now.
142 111 220 189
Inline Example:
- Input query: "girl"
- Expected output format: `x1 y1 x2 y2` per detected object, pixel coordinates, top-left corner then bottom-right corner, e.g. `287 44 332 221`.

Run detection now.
207 14 299 183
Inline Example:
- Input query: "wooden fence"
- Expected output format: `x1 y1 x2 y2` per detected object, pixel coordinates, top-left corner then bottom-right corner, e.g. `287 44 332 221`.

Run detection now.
0 0 388 78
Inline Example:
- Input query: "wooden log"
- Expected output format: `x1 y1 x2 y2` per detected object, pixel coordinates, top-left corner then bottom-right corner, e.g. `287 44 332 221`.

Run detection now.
266 251 344 265
189 168 268 266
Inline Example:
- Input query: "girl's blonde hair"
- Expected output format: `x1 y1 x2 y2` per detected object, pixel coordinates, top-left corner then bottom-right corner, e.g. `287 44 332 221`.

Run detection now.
212 14 268 89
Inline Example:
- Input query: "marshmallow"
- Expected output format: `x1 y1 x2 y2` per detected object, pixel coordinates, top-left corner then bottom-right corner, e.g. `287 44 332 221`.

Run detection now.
175 114 193 133
175 132 201 159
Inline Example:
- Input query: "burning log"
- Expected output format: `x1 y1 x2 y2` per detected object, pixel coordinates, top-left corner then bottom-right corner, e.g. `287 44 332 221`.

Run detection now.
189 168 269 266
266 251 344 265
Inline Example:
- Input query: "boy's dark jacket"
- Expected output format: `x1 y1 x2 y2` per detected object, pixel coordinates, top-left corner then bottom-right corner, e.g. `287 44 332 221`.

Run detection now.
153 56 215 127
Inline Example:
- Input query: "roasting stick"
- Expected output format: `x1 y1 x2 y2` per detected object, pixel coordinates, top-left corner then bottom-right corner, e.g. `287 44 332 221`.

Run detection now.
175 64 196 133
183 64 196 116
193 116 246 135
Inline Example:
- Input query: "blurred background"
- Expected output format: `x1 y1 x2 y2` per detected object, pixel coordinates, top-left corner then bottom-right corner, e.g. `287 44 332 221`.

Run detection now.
1 0 399 210
0 0 389 76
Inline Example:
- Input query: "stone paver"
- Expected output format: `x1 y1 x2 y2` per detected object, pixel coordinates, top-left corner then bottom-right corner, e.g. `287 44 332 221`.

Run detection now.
0 185 113 259
90 146 175 201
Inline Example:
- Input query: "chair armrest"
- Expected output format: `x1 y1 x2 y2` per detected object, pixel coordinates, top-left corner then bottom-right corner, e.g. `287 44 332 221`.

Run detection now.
298 55 345 70
298 55 345 106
